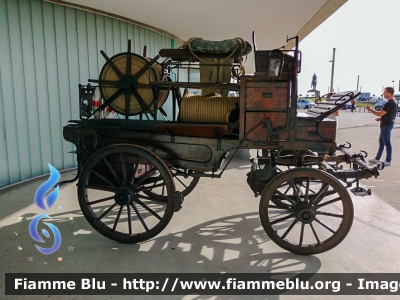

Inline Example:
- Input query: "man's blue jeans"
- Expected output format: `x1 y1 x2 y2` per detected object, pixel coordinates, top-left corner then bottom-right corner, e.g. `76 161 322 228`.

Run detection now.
375 123 394 162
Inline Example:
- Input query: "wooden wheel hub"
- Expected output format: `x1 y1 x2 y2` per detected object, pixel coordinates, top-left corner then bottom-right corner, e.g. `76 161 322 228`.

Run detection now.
119 75 138 93
115 186 134 205
295 203 316 223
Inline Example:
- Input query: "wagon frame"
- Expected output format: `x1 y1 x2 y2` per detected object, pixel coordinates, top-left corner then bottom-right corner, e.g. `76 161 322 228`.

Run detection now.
63 33 381 255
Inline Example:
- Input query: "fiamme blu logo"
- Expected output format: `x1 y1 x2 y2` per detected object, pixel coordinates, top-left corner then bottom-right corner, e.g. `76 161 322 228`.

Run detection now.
29 164 62 254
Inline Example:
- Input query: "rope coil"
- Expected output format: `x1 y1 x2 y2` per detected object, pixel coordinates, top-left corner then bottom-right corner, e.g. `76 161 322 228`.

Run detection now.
180 95 238 123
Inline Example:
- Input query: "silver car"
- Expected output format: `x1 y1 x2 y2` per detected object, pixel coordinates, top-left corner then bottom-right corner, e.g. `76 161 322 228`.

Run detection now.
297 99 315 109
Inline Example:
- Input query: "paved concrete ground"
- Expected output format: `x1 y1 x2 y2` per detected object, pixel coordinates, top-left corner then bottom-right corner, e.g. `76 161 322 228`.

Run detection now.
336 109 400 211
1 109 400 300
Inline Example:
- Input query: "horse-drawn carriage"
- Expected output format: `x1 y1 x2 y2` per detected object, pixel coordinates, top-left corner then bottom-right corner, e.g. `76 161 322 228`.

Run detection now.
63 33 381 255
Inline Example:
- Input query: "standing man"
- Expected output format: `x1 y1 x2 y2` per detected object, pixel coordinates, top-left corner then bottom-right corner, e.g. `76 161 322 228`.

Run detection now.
351 97 356 112
366 87 397 166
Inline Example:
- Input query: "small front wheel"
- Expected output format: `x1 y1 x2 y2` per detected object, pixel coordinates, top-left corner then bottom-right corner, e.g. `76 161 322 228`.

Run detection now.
259 168 353 255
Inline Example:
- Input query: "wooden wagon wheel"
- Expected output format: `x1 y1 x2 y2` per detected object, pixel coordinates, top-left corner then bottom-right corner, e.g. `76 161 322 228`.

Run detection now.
259 168 353 255
77 144 175 243
143 167 200 201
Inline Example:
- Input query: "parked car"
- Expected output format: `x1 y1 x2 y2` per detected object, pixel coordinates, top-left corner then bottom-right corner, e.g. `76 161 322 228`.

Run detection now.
394 95 400 113
374 99 387 111
342 102 356 110
369 97 382 104
297 99 315 109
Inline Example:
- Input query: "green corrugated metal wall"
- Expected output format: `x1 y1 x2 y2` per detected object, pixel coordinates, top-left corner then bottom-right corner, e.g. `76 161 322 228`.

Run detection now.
0 0 182 188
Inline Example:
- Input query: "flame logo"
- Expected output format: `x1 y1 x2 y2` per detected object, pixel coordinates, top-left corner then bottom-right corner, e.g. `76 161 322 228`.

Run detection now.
29 214 61 254
34 164 60 210
29 164 62 255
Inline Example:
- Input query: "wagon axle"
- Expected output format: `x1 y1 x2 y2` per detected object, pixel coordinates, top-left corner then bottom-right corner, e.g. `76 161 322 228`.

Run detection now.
295 203 316 224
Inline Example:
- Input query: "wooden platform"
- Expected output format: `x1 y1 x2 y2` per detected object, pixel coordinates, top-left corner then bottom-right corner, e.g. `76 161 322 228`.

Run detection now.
65 119 239 140
300 91 360 120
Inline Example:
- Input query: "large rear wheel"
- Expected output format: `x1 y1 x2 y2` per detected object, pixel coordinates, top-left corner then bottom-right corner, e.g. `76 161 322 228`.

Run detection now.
77 144 175 243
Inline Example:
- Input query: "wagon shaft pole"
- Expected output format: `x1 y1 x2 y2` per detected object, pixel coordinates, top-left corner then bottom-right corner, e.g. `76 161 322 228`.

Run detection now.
322 145 380 186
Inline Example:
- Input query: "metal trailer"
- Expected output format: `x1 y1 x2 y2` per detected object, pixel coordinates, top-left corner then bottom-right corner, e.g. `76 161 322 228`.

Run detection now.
63 34 381 255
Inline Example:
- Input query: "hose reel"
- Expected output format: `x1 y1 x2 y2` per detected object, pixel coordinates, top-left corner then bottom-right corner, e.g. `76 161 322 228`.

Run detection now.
89 40 169 117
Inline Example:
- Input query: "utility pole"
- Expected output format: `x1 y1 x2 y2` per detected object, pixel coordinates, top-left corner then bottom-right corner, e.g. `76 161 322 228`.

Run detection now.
357 75 359 91
329 48 336 93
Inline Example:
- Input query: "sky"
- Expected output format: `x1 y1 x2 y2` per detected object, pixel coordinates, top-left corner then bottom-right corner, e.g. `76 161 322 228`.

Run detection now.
297 0 400 97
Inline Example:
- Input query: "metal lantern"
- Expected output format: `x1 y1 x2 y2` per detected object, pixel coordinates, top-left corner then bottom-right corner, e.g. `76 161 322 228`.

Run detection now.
267 49 284 79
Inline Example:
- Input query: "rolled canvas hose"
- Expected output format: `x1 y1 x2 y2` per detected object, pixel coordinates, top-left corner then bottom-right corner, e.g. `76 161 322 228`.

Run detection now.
180 95 238 123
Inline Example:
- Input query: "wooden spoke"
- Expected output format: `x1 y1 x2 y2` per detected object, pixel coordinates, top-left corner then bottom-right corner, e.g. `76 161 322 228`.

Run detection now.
133 167 157 188
267 205 292 211
137 182 167 192
112 206 124 231
87 195 115 205
314 217 336 234
175 176 189 189
88 79 119 87
309 183 329 205
133 55 160 80
126 41 132 75
137 83 151 89
299 223 305 246
270 213 295 225
288 179 301 203
129 157 141 186
143 168 200 201
316 211 344 218
120 152 127 185
315 197 342 209
90 170 117 189
85 184 116 193
100 50 123 78
127 204 132 235
281 219 298 239
102 156 121 186
132 88 156 118
309 222 321 245
125 94 131 116
130 202 149 232
96 203 118 221
134 198 162 220
274 190 297 206
304 177 310 203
